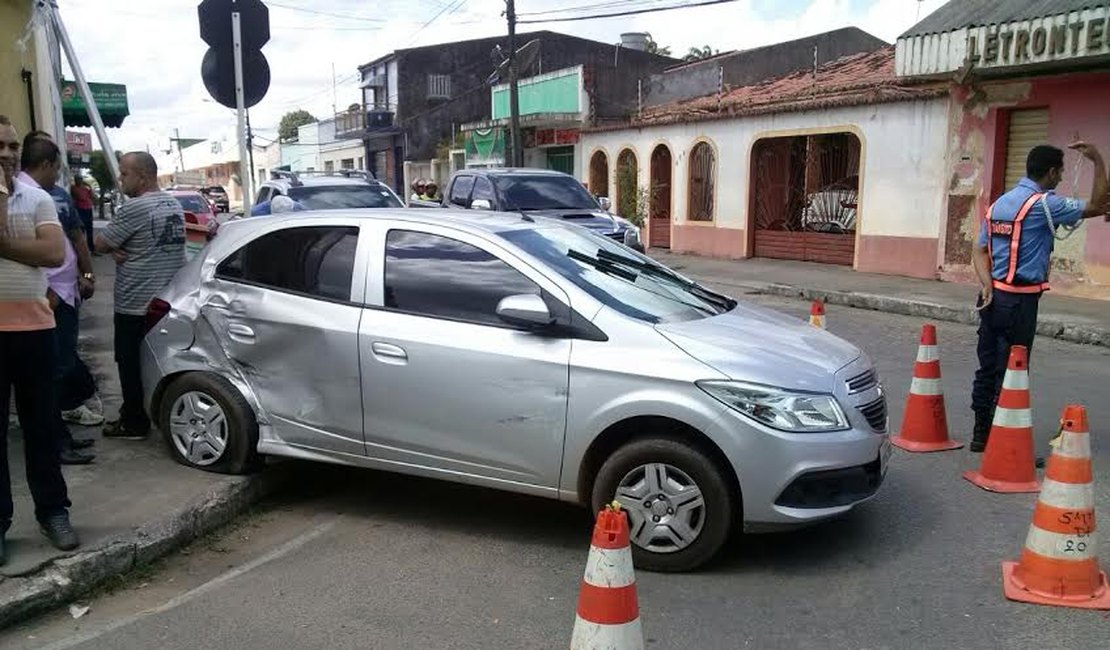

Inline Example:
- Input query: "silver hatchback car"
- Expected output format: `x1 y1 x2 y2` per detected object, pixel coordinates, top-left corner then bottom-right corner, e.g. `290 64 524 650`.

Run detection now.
140 208 890 571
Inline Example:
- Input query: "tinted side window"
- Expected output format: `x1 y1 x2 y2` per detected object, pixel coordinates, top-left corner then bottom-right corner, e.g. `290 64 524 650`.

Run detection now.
255 187 272 203
471 177 495 206
217 226 359 302
384 230 539 326
449 176 475 207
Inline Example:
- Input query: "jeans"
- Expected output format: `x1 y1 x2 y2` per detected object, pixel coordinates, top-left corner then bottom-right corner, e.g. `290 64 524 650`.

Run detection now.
53 301 97 411
114 313 150 431
971 290 1041 419
1 329 72 532
77 207 94 250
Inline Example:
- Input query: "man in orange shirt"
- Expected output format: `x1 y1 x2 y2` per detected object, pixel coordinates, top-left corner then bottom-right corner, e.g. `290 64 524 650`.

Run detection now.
0 116 78 565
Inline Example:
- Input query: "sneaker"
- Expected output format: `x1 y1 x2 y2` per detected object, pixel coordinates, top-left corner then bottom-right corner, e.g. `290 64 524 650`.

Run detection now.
83 395 104 416
60 448 95 465
102 420 149 440
62 405 104 426
39 513 79 551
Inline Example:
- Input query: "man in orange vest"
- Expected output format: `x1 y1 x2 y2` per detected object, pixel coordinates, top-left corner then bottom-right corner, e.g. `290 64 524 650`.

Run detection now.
970 142 1109 453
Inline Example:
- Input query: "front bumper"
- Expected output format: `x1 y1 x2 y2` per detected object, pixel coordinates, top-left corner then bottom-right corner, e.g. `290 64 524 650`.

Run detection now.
709 407 889 527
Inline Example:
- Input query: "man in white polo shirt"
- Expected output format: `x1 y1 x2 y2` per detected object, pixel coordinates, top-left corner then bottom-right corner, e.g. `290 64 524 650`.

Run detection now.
0 116 78 565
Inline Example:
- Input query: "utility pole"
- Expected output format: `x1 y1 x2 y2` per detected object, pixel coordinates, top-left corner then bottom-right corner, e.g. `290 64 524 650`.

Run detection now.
505 0 523 167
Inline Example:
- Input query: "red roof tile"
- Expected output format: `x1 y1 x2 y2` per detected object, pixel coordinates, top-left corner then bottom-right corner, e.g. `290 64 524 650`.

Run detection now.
587 46 948 132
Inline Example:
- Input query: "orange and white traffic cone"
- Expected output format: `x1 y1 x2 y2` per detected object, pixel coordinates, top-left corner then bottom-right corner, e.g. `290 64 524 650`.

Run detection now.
963 345 1040 493
891 324 963 452
570 502 643 650
1002 404 1110 609
809 300 826 329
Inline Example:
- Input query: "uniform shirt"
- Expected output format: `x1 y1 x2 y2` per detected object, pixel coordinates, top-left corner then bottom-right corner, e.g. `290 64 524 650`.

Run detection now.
99 190 187 316
71 183 94 210
1 178 61 331
977 177 1085 285
17 172 82 308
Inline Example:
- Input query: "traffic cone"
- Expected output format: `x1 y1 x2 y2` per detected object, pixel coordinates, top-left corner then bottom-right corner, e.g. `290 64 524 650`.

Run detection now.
1002 404 1110 609
963 345 1040 493
570 503 643 650
891 324 963 452
809 300 826 329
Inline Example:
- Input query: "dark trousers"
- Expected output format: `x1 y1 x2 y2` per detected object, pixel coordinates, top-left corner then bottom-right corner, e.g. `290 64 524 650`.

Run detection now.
1 329 72 532
114 313 150 430
53 302 97 448
971 290 1041 419
77 207 94 250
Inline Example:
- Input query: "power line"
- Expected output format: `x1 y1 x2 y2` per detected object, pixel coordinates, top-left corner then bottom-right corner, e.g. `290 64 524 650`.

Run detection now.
518 0 739 24
519 0 673 17
405 0 469 46
265 1 387 23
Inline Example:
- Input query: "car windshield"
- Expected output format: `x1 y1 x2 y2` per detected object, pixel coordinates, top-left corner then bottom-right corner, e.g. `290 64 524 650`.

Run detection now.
174 194 209 213
492 175 599 211
500 225 735 324
288 185 403 209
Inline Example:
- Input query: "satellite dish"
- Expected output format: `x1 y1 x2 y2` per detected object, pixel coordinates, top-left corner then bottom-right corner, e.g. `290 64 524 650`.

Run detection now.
489 39 541 85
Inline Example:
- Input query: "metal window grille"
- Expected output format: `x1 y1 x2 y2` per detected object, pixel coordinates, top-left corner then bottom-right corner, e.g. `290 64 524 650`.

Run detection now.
687 142 716 221
428 74 451 99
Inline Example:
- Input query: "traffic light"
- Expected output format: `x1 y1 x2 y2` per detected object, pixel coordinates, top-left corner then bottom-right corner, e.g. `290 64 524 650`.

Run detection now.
198 0 271 109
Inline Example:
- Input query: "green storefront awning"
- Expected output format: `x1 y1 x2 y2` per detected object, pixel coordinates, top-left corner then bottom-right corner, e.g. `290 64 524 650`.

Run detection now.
61 80 130 128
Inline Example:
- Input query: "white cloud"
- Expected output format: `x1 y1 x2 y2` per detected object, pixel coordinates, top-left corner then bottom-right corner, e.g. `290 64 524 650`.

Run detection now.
53 0 946 155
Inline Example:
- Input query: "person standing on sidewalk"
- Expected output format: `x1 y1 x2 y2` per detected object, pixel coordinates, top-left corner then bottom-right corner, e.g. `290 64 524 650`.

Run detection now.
70 174 95 251
0 115 79 564
95 152 186 440
970 142 1109 453
18 134 98 465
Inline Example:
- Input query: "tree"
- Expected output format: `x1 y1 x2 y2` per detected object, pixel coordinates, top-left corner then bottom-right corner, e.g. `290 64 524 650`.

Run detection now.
89 149 119 192
278 109 317 142
645 34 671 57
684 45 718 62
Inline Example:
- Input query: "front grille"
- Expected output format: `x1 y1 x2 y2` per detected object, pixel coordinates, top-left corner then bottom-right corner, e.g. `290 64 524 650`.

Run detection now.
857 395 888 433
846 368 879 394
776 457 884 509
604 231 624 241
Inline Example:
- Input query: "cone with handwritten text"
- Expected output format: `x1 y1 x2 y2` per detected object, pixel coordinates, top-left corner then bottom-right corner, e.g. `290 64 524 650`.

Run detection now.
1002 404 1110 609
570 502 643 650
891 324 963 452
963 345 1040 493
808 300 826 329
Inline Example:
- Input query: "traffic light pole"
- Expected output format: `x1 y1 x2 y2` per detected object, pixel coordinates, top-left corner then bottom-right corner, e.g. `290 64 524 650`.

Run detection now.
506 0 523 168
232 10 252 212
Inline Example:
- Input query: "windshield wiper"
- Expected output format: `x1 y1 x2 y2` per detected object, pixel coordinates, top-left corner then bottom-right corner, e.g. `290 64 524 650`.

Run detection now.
595 250 737 311
567 249 639 281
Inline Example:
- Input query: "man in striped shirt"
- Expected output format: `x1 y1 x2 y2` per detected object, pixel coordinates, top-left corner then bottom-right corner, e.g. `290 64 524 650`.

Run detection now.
95 152 186 440
0 116 78 564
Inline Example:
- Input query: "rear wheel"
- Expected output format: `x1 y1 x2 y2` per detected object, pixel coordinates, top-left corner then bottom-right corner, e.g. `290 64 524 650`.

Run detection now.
159 373 260 475
591 437 737 572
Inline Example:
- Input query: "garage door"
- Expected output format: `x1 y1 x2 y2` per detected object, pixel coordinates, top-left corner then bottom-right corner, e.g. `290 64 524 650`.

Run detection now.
1003 109 1049 190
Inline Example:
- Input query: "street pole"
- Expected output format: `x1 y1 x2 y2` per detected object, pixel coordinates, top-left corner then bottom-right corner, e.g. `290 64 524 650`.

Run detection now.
232 8 252 213
246 108 256 197
47 2 120 185
506 0 523 168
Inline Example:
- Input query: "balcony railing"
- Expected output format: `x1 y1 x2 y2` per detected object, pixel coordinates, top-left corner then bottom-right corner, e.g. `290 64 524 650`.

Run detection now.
334 106 396 139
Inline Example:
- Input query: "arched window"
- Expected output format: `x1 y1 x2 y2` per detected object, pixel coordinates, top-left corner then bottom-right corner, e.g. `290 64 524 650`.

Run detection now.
687 141 716 221
589 151 609 198
616 148 638 220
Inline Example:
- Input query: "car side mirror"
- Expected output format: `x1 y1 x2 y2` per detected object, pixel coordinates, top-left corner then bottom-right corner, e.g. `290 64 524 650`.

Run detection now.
598 196 612 212
471 198 492 210
496 294 553 329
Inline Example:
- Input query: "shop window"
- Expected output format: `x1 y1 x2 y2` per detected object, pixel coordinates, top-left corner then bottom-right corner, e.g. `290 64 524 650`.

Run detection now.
687 142 716 222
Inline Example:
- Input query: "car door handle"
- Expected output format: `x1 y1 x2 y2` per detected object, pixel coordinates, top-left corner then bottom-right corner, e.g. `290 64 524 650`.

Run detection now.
371 342 408 363
227 323 255 341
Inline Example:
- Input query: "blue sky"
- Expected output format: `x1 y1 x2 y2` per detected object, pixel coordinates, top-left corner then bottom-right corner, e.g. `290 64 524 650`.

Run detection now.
51 0 947 154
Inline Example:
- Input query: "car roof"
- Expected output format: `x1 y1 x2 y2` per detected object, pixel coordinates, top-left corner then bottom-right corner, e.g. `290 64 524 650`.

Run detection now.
264 175 388 189
214 208 558 245
456 168 571 178
167 189 206 197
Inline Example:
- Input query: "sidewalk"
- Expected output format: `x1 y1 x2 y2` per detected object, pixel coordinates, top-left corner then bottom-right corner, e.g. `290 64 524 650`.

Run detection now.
648 250 1110 347
0 255 289 629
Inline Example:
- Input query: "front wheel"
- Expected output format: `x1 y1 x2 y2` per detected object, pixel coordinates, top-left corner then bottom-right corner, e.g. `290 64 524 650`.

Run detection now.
591 437 737 572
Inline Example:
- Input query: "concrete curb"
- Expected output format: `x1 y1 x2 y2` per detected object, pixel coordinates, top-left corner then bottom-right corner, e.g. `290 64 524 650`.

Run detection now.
0 463 293 630
749 283 1109 348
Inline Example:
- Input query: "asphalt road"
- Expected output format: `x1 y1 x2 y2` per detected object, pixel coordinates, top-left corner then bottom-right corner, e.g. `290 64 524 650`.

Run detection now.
3 293 1109 650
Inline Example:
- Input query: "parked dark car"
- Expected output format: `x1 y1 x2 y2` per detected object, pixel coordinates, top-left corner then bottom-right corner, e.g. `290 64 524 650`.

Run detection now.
201 185 230 213
429 168 643 252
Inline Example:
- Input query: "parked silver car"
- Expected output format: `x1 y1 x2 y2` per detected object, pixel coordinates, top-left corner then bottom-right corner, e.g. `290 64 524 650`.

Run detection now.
140 208 890 571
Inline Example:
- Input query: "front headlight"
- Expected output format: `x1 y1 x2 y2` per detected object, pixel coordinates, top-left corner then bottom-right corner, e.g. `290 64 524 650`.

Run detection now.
623 227 641 247
697 381 849 432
